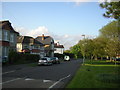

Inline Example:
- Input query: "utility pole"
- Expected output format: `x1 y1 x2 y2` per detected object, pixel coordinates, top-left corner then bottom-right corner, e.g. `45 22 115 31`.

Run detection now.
82 34 85 65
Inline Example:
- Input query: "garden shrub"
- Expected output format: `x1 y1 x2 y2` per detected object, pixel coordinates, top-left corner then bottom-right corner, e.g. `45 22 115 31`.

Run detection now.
8 52 39 64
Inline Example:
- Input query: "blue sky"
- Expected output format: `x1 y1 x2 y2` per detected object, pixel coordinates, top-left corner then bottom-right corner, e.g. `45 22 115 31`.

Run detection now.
2 2 113 49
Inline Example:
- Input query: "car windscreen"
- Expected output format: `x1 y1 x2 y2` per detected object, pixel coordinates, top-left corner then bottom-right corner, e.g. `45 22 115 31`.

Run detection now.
41 58 47 60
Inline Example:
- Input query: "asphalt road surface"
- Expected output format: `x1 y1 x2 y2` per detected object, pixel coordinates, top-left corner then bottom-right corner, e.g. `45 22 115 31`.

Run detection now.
2 59 82 89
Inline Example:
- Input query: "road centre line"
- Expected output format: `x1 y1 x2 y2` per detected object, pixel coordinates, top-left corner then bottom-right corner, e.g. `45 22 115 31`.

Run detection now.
0 78 22 85
48 74 71 89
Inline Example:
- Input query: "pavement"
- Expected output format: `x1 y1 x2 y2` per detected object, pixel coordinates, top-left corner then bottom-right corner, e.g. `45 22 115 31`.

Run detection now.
1 59 82 89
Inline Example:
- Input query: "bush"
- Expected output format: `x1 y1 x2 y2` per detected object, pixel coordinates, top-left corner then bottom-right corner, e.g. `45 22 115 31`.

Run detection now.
8 51 39 64
54 53 64 59
64 52 74 59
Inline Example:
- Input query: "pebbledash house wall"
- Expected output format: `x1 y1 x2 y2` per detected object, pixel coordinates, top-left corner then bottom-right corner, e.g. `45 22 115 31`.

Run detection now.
54 48 64 54
0 29 18 62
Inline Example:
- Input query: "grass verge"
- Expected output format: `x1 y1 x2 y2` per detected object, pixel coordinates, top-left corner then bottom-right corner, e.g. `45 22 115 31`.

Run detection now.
66 60 120 88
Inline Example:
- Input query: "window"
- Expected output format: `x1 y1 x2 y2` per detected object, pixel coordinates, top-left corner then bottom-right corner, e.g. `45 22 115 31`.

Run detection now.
4 31 9 41
3 47 8 56
10 34 14 42
24 45 28 49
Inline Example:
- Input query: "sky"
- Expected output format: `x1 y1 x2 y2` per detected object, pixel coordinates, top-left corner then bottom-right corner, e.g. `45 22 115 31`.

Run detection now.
1 1 113 50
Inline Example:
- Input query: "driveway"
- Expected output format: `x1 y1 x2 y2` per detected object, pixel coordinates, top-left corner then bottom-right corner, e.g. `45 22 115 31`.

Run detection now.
2 59 82 89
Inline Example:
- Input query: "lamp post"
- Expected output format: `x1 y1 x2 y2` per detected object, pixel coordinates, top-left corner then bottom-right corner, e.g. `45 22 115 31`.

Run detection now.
82 34 85 65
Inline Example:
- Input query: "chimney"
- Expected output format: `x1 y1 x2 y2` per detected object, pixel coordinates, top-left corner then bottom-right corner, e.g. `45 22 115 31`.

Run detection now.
42 34 44 40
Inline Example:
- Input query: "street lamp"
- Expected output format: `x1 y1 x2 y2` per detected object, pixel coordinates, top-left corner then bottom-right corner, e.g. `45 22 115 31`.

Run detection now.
82 34 85 65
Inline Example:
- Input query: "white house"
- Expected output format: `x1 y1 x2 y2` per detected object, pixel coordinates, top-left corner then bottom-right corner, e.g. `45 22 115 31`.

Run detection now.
54 42 64 54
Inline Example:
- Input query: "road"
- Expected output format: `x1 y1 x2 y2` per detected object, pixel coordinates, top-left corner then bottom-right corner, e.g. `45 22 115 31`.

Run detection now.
2 59 82 89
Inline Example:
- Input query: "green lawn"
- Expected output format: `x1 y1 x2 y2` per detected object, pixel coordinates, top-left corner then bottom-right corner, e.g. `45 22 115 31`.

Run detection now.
66 60 120 88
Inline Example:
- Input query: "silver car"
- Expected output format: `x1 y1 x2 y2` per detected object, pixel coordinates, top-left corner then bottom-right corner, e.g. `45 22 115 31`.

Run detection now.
38 57 53 66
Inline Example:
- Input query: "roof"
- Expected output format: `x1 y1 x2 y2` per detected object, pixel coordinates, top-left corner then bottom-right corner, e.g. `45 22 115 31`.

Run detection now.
54 43 64 48
0 20 19 34
36 35 54 45
17 36 43 45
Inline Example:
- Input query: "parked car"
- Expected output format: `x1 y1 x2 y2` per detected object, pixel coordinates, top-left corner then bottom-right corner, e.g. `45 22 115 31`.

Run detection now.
51 57 60 64
38 57 53 66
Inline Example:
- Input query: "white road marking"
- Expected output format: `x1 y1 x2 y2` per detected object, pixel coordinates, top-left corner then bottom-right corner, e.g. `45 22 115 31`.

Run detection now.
0 78 22 85
0 70 15 75
43 80 52 83
48 74 71 89
25 78 35 81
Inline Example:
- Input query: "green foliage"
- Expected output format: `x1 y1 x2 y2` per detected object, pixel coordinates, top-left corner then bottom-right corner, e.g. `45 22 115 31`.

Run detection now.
100 1 120 20
99 20 120 59
69 20 119 60
70 44 82 59
63 50 75 59
8 51 39 64
64 52 74 58
66 60 120 88
92 37 107 60
8 50 20 64
79 39 95 59
54 53 64 59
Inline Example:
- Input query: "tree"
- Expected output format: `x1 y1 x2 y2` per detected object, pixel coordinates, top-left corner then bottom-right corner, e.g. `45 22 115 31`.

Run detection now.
70 44 82 59
79 39 95 60
100 1 120 20
99 21 120 60
92 37 107 60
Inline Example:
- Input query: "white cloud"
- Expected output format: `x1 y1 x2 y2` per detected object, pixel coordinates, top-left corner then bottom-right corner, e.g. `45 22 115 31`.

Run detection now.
15 26 95 50
14 27 28 36
26 26 50 37
72 0 99 6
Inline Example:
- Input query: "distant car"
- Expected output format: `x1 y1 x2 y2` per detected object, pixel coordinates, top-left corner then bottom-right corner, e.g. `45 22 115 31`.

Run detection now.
38 57 53 66
51 57 60 64
64 56 70 61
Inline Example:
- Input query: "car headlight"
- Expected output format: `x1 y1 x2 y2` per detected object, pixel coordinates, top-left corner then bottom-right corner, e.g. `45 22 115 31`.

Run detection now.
44 60 47 62
39 60 42 62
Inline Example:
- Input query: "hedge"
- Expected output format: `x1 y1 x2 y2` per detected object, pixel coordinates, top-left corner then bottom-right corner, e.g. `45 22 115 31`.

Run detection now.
8 51 40 64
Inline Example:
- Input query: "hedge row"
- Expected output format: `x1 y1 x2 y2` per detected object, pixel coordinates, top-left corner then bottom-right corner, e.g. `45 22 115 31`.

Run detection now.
8 51 40 64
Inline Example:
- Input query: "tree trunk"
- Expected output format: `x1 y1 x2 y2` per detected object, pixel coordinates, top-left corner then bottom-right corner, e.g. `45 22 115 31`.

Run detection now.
110 57 112 61
95 56 97 60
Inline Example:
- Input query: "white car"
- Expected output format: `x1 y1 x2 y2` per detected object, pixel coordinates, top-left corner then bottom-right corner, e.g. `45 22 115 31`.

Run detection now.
38 57 53 65
64 56 70 61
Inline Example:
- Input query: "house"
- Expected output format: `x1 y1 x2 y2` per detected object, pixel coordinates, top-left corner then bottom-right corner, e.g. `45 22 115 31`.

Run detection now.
0 20 19 62
36 34 54 57
54 42 64 54
17 36 44 58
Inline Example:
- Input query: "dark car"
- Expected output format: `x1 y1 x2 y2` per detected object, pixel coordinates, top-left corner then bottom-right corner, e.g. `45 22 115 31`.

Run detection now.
51 57 60 64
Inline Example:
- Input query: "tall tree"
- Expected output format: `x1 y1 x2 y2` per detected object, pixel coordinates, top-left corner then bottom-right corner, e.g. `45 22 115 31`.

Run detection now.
99 21 120 60
92 37 107 60
79 39 94 59
100 1 120 20
70 44 82 59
